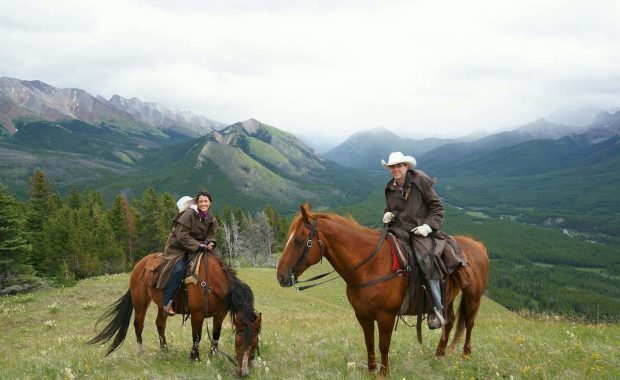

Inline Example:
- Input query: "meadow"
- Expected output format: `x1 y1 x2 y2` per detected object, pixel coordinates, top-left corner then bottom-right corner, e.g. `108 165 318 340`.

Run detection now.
1 264 618 379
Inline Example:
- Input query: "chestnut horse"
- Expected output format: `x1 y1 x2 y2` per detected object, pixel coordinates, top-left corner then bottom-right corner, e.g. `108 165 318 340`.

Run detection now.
276 204 489 375
89 252 262 377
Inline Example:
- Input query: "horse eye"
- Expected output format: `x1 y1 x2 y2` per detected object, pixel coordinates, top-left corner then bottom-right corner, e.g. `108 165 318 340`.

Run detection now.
294 238 303 245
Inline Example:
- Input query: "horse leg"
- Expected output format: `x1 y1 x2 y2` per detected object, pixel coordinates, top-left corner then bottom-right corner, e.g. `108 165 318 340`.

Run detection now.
209 313 225 356
155 309 169 351
463 295 482 357
190 312 204 361
377 314 396 376
355 314 376 372
435 300 455 357
133 304 147 354
131 286 152 354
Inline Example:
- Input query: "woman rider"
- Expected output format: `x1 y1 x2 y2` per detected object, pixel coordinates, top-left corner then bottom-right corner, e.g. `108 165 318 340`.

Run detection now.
381 152 467 329
157 191 218 316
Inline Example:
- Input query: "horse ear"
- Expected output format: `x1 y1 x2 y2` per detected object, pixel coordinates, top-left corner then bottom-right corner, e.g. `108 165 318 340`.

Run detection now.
300 203 310 221
233 315 243 329
254 312 262 332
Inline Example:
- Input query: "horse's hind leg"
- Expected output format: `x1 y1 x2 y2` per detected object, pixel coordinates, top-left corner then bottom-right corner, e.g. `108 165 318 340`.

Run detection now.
355 314 376 372
131 288 151 354
435 300 455 357
155 309 169 351
463 295 482 356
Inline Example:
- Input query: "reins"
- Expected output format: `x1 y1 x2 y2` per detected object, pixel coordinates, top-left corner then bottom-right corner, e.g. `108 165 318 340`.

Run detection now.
291 220 393 291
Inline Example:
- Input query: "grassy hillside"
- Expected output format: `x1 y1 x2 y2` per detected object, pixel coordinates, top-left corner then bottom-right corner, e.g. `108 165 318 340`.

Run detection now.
0 268 618 379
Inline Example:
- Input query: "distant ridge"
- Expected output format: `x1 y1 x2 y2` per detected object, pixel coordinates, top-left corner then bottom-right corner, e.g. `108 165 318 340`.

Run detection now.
106 94 224 137
0 77 224 138
324 127 454 170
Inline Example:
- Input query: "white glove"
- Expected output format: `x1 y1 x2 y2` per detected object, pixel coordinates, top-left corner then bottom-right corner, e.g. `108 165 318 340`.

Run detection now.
412 224 432 237
382 212 395 224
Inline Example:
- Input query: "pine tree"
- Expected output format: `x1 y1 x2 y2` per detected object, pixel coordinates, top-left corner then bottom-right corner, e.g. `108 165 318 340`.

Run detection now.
94 210 125 274
108 195 137 267
264 204 287 251
134 187 168 258
0 185 36 287
66 187 81 209
26 169 53 236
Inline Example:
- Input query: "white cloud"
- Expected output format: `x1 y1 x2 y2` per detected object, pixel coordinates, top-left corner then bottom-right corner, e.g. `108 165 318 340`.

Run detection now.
1 0 619 144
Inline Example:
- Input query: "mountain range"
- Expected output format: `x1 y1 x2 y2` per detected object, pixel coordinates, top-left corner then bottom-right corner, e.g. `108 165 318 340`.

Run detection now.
0 77 618 244
0 77 223 138
0 78 374 210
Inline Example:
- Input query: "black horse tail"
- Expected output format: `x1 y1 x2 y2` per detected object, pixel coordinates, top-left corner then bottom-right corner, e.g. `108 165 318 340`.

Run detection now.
449 295 467 349
87 289 133 356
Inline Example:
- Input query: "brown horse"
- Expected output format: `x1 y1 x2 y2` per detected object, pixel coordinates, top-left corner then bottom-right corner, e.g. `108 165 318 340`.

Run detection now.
276 204 489 375
89 252 262 377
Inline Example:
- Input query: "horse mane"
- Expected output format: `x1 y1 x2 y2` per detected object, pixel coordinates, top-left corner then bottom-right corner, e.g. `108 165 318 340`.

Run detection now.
288 208 380 236
220 258 258 346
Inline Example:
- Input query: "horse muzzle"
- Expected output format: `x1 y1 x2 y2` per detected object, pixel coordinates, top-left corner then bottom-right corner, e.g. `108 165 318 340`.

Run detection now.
276 271 295 287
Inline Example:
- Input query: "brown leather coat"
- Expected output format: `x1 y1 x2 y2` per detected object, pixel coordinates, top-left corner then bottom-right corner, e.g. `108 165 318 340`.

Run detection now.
156 208 218 289
384 170 466 279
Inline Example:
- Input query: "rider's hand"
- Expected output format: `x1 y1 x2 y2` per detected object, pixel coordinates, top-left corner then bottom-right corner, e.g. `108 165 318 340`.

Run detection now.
411 224 432 237
206 242 215 250
382 212 395 224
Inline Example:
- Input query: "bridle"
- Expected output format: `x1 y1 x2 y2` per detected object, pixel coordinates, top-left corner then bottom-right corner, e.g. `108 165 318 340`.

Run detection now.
288 218 326 284
288 216 395 291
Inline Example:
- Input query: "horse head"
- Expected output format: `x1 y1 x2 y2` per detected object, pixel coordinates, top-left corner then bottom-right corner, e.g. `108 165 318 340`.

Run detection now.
277 204 326 287
233 312 262 377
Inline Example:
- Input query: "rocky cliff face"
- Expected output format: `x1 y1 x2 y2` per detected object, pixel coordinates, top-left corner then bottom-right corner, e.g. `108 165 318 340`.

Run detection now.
107 95 225 137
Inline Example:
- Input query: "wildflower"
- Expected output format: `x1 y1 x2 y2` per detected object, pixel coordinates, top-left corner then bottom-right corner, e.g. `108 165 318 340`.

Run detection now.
347 362 356 370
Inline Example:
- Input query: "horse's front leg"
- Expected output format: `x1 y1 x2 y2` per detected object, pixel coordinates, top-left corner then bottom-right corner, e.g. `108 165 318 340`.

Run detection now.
377 313 396 376
210 313 225 356
355 313 376 372
155 309 169 351
190 312 204 361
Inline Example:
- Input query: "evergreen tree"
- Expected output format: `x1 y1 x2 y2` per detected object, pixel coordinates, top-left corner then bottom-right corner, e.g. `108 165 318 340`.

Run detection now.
264 204 287 251
66 187 81 209
26 169 53 236
134 187 168 258
108 195 137 267
0 185 36 287
160 192 177 228
94 210 125 274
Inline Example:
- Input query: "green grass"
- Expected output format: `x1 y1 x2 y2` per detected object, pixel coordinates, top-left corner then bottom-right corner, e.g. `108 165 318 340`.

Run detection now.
1 265 618 379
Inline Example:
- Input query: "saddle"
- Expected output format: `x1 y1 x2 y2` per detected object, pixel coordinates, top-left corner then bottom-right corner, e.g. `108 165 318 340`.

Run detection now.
386 233 437 317
140 252 210 316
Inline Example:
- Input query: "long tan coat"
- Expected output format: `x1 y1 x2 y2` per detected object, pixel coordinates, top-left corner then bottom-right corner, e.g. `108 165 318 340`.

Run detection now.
384 169 466 279
156 208 218 289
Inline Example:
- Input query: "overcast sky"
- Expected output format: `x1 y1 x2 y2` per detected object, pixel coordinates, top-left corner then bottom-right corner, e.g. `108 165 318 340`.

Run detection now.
1 0 619 146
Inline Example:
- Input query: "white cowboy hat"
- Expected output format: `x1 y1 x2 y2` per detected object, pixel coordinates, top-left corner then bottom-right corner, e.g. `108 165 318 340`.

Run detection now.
176 196 195 211
381 151 417 170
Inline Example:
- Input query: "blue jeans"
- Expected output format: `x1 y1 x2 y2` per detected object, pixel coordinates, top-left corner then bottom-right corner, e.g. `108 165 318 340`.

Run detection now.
428 279 443 311
162 259 186 306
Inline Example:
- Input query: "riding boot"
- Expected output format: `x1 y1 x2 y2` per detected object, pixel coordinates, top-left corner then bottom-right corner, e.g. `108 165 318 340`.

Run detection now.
427 279 445 329
163 300 176 316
